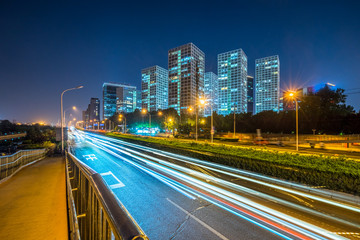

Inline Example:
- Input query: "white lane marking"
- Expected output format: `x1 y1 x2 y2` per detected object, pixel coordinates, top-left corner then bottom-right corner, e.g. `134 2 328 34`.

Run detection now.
87 139 196 199
167 198 229 240
82 154 97 161
100 171 125 189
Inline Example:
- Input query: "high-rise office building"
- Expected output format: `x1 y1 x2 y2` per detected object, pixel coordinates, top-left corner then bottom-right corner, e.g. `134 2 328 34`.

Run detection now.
218 48 248 115
204 72 218 116
247 76 254 114
103 83 118 119
168 43 205 115
116 84 137 113
141 65 168 112
103 82 137 119
88 98 100 122
255 55 280 114
136 90 142 110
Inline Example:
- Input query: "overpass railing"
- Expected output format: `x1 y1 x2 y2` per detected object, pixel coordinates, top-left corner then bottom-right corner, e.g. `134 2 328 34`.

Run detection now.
65 151 148 240
0 149 46 181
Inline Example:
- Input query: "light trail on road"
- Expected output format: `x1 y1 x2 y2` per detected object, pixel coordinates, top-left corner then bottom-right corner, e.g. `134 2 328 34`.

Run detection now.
70 130 360 239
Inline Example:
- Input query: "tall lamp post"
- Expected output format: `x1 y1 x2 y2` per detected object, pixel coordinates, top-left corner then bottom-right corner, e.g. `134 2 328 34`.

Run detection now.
60 85 83 153
119 114 127 133
63 106 76 128
189 99 205 141
288 92 299 151
142 109 151 130
141 110 163 134
209 100 214 144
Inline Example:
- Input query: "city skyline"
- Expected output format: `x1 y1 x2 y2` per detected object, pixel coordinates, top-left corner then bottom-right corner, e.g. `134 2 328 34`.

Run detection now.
1 1 360 123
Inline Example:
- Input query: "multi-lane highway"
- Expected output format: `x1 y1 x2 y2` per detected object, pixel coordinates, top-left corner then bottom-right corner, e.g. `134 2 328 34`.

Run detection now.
69 130 360 240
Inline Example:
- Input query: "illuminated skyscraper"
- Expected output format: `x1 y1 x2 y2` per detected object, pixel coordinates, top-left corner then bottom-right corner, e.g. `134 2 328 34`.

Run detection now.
88 98 100 122
204 72 218 116
141 65 168 112
103 83 118 119
168 43 205 115
103 82 137 119
136 90 142 110
255 55 280 114
116 84 137 113
218 48 248 115
247 76 254 114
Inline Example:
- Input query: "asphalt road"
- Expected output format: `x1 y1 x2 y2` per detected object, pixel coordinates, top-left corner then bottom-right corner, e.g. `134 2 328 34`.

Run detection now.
69 130 360 240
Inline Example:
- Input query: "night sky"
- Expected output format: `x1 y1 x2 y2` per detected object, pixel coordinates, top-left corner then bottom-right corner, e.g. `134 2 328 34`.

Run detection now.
1 0 360 124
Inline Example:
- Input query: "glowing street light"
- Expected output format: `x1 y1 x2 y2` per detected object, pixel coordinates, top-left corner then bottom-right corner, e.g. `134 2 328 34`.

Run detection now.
287 91 299 151
60 85 83 153
142 109 151 130
119 113 127 133
189 98 206 141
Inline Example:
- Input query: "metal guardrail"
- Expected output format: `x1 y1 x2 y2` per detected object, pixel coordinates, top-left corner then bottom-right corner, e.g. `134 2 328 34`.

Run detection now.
0 149 46 181
65 151 148 240
0 132 27 141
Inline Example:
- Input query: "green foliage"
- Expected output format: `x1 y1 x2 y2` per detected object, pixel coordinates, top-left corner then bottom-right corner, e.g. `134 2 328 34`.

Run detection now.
106 132 360 195
202 86 358 134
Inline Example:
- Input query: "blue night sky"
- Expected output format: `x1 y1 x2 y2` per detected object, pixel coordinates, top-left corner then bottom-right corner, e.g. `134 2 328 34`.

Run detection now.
1 0 360 124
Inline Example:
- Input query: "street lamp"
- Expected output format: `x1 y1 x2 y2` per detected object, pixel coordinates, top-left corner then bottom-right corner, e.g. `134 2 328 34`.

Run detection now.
287 91 299 151
189 98 206 141
60 85 83 153
141 109 151 131
63 106 76 129
168 117 174 135
119 114 127 133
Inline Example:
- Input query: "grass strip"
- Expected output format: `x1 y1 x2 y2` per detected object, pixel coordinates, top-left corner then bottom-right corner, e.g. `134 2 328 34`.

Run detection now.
106 133 360 195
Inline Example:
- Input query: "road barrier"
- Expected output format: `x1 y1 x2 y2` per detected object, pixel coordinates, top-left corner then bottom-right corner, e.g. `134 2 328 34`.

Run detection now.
0 149 46 181
65 151 148 240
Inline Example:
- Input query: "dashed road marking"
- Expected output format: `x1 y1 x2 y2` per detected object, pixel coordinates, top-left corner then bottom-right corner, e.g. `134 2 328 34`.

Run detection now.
100 171 125 189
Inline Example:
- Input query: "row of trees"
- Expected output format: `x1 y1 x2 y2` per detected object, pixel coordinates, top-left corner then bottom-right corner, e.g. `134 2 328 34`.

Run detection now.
0 120 56 144
108 85 359 135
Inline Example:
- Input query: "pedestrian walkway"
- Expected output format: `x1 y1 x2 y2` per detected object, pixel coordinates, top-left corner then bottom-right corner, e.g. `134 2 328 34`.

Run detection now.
0 157 68 240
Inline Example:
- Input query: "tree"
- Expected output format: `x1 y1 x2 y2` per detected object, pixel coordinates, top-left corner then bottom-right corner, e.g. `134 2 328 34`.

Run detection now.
299 85 354 134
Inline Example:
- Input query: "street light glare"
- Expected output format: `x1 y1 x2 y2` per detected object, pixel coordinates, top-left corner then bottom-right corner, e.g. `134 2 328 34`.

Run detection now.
76 85 84 89
142 109 147 114
200 99 205 105
72 106 76 110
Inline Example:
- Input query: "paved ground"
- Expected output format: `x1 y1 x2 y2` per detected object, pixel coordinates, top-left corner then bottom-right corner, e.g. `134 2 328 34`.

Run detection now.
0 157 68 240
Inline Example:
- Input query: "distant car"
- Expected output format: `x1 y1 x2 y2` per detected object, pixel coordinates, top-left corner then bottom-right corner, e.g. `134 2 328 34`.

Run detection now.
254 138 269 145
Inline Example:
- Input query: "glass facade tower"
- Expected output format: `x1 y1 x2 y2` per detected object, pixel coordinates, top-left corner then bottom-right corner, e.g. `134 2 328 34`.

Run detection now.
103 82 137 119
168 43 205 115
204 72 218 116
103 83 118 119
255 55 280 114
136 90 142 110
116 84 137 113
89 98 100 122
247 76 254 114
141 65 168 112
218 48 248 115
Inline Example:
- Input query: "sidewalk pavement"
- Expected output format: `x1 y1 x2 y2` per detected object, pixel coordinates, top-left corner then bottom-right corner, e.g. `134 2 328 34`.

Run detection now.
0 157 68 240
